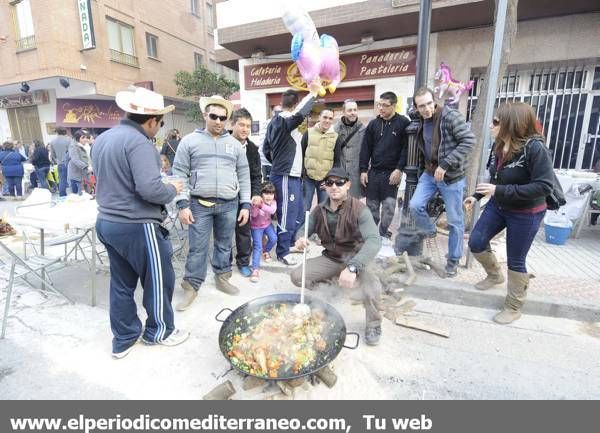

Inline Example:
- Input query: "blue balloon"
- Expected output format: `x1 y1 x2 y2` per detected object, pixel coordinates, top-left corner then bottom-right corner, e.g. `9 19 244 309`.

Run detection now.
319 34 335 48
291 33 304 61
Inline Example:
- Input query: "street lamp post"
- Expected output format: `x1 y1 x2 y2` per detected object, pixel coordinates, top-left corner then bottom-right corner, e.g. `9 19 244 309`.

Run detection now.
395 0 432 257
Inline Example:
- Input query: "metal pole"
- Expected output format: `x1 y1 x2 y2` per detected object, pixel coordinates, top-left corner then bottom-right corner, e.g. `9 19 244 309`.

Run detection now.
415 0 432 90
396 0 431 257
466 0 509 267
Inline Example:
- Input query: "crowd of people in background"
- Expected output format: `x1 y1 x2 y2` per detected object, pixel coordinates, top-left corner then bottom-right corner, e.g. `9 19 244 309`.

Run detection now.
0 126 99 199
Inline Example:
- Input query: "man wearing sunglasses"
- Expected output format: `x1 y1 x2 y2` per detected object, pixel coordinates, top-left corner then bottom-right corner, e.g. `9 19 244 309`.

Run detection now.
408 87 475 277
173 95 251 309
291 166 383 346
359 91 410 248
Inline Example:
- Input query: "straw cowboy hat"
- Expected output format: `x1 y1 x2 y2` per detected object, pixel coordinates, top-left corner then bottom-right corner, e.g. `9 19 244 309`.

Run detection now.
115 87 175 115
199 95 234 119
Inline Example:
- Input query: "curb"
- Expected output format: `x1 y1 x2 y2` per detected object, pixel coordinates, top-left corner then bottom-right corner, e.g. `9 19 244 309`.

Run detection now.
405 276 600 323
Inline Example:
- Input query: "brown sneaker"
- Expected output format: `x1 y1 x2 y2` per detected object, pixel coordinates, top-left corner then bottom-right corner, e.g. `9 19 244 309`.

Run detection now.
176 280 198 311
214 272 239 295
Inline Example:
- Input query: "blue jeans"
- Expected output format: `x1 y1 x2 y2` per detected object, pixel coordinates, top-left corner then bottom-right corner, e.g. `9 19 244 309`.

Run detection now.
35 167 50 190
409 172 466 261
58 163 68 196
70 179 82 195
251 225 277 269
5 176 23 197
303 177 328 211
183 198 238 289
96 220 176 353
469 199 545 273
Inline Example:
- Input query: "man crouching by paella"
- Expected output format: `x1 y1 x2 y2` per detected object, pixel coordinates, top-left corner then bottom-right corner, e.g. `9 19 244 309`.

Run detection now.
291 166 383 345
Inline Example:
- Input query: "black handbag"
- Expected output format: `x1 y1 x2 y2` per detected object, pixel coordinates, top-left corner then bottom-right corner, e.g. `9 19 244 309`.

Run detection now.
525 138 566 210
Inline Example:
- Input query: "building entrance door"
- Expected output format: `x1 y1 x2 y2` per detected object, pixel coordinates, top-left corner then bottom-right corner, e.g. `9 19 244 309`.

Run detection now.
7 106 43 144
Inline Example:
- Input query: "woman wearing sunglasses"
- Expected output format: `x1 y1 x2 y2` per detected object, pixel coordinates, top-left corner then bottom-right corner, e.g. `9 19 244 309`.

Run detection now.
464 102 554 324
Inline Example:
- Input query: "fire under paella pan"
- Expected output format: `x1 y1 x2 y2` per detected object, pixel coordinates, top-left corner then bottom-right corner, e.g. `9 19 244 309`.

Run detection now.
215 293 359 381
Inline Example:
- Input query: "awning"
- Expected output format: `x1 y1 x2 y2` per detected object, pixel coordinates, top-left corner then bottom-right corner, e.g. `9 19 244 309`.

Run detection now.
266 86 375 107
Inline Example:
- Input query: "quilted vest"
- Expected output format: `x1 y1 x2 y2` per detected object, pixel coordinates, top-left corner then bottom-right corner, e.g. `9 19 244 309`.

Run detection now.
304 126 338 181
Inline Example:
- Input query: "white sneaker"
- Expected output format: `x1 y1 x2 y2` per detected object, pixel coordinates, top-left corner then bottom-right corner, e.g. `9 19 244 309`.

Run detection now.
142 329 190 346
377 237 396 258
112 342 137 359
381 236 393 247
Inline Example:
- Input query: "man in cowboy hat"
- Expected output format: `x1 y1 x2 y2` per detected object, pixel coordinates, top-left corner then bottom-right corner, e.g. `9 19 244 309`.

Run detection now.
173 95 251 310
92 87 189 359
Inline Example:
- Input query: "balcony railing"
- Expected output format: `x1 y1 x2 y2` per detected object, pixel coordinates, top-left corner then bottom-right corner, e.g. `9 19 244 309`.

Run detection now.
109 49 139 67
16 34 36 52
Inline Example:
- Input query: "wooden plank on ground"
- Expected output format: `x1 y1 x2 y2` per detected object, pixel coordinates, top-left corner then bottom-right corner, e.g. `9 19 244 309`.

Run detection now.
395 316 450 338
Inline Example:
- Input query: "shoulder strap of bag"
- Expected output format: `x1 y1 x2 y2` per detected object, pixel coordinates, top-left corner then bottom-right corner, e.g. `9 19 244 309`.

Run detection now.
340 126 360 150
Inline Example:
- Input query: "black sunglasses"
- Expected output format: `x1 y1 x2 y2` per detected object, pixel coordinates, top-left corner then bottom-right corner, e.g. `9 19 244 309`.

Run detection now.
159 120 164 127
209 113 228 122
324 179 348 187
492 118 500 126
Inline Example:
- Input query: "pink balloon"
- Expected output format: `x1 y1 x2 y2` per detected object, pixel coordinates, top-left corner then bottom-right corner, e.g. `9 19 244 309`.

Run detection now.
296 41 321 84
319 35 341 90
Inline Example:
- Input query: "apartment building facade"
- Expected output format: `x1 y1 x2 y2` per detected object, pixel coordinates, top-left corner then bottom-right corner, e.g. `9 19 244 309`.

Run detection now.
216 0 600 170
0 0 236 144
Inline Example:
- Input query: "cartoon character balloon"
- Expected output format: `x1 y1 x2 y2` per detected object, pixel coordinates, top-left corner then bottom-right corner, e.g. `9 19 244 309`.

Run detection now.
434 62 474 105
281 2 341 95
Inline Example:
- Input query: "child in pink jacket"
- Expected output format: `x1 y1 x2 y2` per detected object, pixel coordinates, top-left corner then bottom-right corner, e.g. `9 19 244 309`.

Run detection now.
250 182 278 282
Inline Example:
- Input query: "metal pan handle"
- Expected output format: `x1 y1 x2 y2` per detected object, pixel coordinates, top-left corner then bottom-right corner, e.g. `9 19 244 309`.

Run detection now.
343 332 360 349
215 308 234 322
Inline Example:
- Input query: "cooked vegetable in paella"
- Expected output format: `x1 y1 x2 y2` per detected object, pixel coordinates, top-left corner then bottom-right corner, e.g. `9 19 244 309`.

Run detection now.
224 303 333 378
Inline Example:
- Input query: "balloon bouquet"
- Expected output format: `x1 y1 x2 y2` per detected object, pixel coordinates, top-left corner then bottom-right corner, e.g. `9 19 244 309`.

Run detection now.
281 1 341 96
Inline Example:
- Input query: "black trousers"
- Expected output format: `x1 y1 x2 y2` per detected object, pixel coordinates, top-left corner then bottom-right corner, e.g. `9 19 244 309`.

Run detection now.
366 168 398 237
234 206 252 267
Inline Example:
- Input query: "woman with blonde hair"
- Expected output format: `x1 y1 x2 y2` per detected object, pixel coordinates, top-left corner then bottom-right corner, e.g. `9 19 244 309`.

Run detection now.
464 102 554 324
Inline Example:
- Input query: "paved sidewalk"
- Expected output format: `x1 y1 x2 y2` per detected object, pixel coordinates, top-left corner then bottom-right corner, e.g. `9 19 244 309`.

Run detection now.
401 224 600 322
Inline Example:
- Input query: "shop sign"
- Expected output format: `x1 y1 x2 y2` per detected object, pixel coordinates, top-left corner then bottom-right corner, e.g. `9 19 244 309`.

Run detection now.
244 46 416 90
0 93 34 109
56 99 124 128
78 0 96 50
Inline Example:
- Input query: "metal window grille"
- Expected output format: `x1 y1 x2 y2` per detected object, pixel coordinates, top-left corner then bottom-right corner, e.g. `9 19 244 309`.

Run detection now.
467 64 599 170
109 49 139 67
15 34 35 51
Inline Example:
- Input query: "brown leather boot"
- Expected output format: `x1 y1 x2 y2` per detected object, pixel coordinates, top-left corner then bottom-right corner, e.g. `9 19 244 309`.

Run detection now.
176 280 198 311
472 250 505 290
214 271 239 295
493 270 529 324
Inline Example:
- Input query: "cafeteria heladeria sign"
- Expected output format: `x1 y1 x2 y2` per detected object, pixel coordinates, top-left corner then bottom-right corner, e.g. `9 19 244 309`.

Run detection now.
78 0 96 50
244 46 417 90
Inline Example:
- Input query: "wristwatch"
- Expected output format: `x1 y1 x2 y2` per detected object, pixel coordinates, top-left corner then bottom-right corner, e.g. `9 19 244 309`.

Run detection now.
347 264 359 274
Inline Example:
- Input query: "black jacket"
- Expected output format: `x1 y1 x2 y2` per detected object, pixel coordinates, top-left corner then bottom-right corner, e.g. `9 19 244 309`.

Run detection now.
31 147 51 169
474 137 554 210
359 113 410 173
245 138 262 197
262 95 316 176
